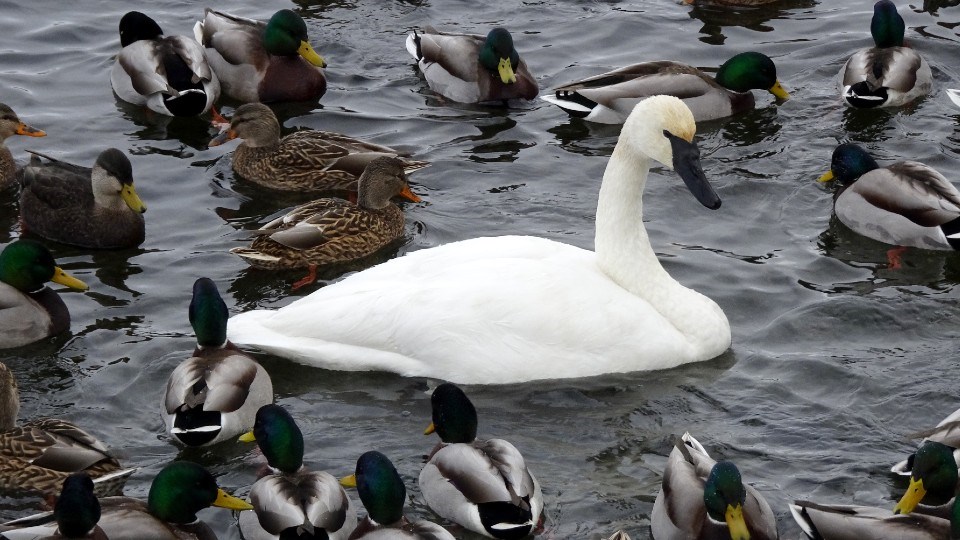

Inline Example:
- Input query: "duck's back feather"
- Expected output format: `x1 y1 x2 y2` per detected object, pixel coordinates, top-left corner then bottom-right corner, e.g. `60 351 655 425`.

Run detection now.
842 47 931 107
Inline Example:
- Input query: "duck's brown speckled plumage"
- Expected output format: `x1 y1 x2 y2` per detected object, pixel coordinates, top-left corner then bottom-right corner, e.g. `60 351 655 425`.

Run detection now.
0 103 44 190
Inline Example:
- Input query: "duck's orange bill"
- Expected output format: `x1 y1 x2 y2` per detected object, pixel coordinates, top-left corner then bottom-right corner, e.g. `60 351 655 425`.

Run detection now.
399 185 422 203
209 129 238 147
16 123 45 137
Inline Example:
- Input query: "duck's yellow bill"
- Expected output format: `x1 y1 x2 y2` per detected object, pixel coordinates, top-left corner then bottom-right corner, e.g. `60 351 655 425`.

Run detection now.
498 58 517 84
423 421 436 435
213 489 254 511
818 170 835 183
894 477 926 515
51 267 88 291
339 473 357 488
399 185 422 203
725 503 750 540
238 431 256 443
298 41 326 68
769 80 789 100
16 122 45 137
121 184 147 213
209 128 238 147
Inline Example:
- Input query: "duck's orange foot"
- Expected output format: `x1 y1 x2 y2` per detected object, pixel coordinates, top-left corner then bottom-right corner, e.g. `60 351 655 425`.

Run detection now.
886 245 908 269
291 265 318 291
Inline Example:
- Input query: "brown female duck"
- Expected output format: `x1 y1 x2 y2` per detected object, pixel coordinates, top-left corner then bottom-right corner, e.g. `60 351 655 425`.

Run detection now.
0 104 44 189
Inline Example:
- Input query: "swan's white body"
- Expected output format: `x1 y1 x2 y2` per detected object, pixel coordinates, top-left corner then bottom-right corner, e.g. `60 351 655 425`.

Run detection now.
228 96 731 384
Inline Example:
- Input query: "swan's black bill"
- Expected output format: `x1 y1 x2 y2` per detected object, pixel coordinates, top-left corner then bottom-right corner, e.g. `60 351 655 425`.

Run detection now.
665 130 721 210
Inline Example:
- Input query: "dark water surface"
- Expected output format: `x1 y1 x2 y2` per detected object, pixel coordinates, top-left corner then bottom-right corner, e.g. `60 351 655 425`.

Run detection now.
3 0 960 538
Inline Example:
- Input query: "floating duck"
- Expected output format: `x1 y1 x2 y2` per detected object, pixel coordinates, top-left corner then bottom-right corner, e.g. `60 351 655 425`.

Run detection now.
0 104 44 189
891 406 960 477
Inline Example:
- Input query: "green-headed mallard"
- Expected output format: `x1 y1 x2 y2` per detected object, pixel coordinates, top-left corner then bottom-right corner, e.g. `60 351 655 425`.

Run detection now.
230 156 421 277
0 240 87 349
892 407 960 477
0 361 135 497
0 104 44 190
341 451 454 539
651 433 777 540
542 52 788 124
163 277 272 447
791 441 960 539
19 149 147 250
194 9 326 104
405 27 538 104
0 461 253 540
819 143 960 250
841 0 931 108
209 103 429 193
110 11 220 117
226 96 728 384
237 404 356 540
420 383 542 539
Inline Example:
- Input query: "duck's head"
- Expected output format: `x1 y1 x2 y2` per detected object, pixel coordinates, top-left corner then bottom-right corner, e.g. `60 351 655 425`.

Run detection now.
715 52 789 100
239 404 304 474
208 103 280 148
894 441 958 514
118 11 163 47
0 363 18 431
55 473 101 538
91 149 146 214
263 9 326 68
0 239 88 294
424 382 478 444
871 0 905 48
189 277 229 349
340 451 406 525
818 143 879 187
147 461 252 523
357 157 421 210
478 27 522 85
703 461 750 540
623 96 721 210
0 103 45 141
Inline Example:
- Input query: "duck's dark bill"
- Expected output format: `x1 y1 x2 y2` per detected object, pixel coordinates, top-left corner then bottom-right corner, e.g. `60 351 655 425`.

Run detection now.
664 130 721 210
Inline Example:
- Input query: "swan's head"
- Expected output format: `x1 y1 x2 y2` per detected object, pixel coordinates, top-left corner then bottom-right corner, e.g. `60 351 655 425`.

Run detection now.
623 95 721 209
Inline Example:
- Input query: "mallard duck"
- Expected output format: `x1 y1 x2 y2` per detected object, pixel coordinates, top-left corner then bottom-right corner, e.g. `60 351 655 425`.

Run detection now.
19 149 147 249
230 156 421 278
227 96 729 384
341 451 455 539
541 52 789 124
194 9 326 104
405 27 538 104
892 406 960 476
841 0 931 108
237 404 356 540
420 383 542 539
0 472 105 539
0 104 44 190
209 103 429 192
791 441 959 539
0 240 87 349
110 11 220 117
0 461 253 540
651 433 777 539
0 361 135 497
819 143 960 250
163 277 272 447
682 0 784 5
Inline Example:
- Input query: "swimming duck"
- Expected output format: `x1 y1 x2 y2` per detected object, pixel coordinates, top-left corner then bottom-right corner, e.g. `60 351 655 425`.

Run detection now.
0 461 253 540
683 0 783 4
542 52 789 124
651 433 777 540
420 383 542 539
230 156 421 278
0 104 44 190
0 240 87 349
194 9 326 104
341 450 455 539
841 0 931 108
19 149 147 249
0 472 105 539
227 95 729 384
163 277 273 447
209 103 429 193
110 11 220 117
0 361 135 497
892 406 960 476
791 441 959 539
819 143 960 250
405 27 538 104
237 404 356 540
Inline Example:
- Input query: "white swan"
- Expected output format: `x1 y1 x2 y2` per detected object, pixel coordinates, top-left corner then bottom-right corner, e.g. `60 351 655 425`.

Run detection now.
227 95 731 384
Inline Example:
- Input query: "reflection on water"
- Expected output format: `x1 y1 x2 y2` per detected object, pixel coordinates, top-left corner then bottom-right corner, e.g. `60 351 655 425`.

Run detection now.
687 0 819 45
